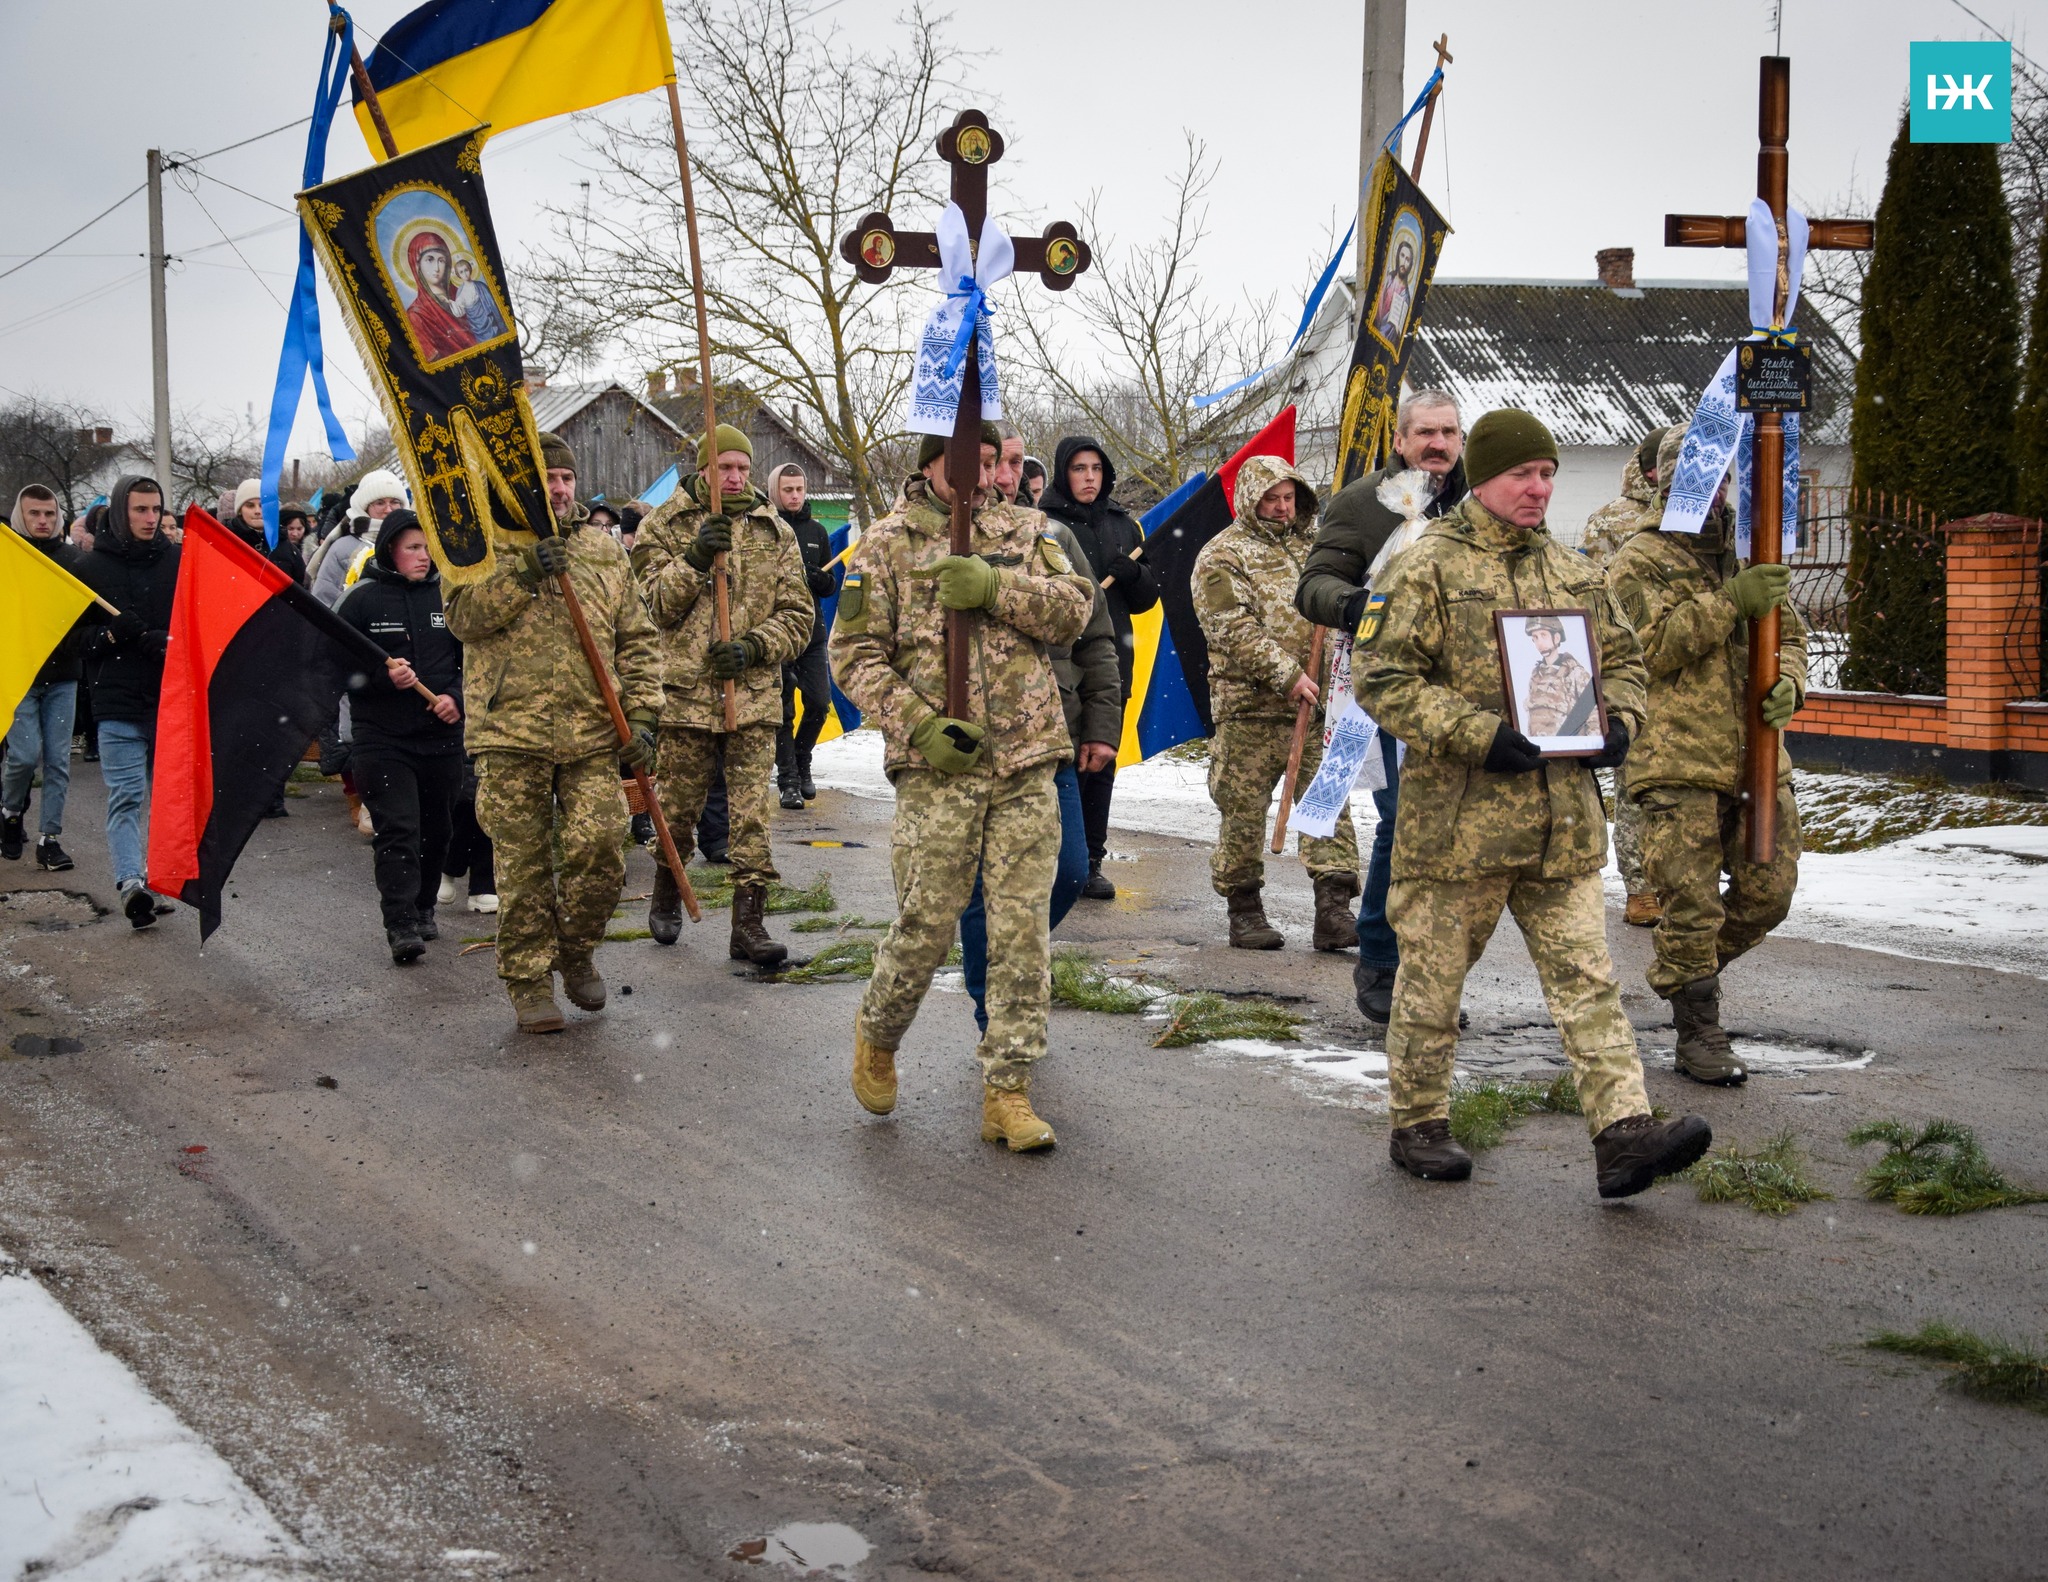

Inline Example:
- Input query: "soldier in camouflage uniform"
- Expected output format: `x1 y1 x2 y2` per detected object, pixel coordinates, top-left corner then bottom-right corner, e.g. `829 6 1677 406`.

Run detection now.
1354 409 1711 1198
444 432 664 1034
831 424 1094 1151
1194 455 1359 951
1581 427 1671 927
633 424 814 967
1607 423 1807 1085
1520 614 1592 734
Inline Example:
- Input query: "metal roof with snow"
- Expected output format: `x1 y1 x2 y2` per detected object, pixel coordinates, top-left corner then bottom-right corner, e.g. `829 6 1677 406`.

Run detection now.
525 379 686 440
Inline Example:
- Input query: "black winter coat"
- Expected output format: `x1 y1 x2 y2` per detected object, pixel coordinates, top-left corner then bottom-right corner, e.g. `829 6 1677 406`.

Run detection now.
1035 435 1159 698
74 475 181 724
779 506 837 656
335 537 464 753
228 511 309 587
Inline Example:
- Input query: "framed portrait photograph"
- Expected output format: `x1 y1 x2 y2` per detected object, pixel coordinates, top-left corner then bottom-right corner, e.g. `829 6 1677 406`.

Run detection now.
1493 609 1607 757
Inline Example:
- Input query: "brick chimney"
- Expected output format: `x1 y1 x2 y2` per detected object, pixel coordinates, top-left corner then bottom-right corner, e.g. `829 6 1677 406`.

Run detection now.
1596 247 1635 290
647 369 667 397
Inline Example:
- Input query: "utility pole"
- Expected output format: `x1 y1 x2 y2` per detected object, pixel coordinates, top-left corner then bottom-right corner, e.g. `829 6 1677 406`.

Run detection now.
1357 0 1408 312
146 149 173 491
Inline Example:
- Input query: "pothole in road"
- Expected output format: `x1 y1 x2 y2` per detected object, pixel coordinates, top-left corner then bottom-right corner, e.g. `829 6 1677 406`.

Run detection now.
9 1032 84 1058
729 1520 873 1576
0 889 106 932
1643 1038 1877 1075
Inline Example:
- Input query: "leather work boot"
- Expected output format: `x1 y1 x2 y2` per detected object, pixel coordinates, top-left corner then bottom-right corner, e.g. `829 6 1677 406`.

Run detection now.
414 905 438 941
1 811 24 861
1312 874 1359 952
851 1028 897 1115
729 884 789 968
648 861 684 946
1226 886 1283 950
1389 1118 1473 1181
1081 862 1116 901
510 978 566 1035
1593 1112 1713 1199
386 923 425 965
797 752 817 801
1669 974 1746 1084
982 1084 1056 1151
1353 961 1396 1025
1624 892 1663 927
558 956 606 1012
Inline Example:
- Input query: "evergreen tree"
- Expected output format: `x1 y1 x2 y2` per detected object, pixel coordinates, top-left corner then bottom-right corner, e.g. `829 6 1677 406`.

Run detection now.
1846 119 2021 693
2018 242 2048 521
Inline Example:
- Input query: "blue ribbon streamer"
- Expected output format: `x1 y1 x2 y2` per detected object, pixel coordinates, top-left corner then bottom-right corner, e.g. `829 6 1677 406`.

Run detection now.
1381 66 1444 158
1192 218 1355 410
941 274 993 380
259 9 359 547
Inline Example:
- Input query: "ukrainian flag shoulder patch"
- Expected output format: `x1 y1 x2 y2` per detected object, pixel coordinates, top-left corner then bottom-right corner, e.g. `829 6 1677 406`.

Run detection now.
1355 590 1389 644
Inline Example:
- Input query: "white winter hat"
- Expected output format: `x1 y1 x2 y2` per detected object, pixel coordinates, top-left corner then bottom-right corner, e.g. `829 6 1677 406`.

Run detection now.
233 477 263 512
350 468 408 513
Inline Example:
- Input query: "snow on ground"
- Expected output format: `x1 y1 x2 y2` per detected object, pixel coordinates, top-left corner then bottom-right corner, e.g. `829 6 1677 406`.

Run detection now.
0 1250 303 1581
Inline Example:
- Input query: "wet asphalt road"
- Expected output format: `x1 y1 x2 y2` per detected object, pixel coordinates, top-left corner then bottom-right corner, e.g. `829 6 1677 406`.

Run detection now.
2 771 2045 1580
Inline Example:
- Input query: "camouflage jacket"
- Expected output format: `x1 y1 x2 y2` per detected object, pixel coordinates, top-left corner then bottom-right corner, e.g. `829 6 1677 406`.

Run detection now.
1194 456 1327 722
1606 524 1809 797
1046 521 1124 749
1353 497 1648 882
1579 452 1656 565
634 481 814 731
829 476 1095 777
444 520 663 761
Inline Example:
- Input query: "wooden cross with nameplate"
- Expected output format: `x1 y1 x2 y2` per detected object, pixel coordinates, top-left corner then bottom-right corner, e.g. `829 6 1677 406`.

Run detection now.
840 109 1094 716
1663 56 1872 863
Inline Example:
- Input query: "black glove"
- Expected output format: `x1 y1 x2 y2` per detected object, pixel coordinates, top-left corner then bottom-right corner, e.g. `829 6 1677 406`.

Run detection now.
708 636 761 679
1101 553 1142 588
1585 717 1631 769
620 709 659 771
1340 588 1371 633
104 611 147 648
683 515 733 573
515 536 569 588
1482 721 1545 774
807 567 838 598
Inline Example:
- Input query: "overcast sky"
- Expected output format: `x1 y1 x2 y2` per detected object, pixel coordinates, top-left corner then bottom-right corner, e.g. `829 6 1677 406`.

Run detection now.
0 0 2035 467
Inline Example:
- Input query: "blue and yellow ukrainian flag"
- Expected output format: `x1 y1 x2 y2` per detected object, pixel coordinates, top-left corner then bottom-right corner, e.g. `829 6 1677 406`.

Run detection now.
356 0 674 158
792 522 863 746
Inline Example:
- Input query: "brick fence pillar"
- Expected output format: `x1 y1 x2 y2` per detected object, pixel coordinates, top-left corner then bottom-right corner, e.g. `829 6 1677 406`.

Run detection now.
1943 514 2042 761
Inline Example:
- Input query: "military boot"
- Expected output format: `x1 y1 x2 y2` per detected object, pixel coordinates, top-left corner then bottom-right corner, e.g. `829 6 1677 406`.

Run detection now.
729 883 789 969
648 861 684 946
1226 886 1283 950
558 955 606 1012
1669 974 1746 1084
1389 1118 1473 1181
1593 1112 1713 1199
797 749 817 801
1624 892 1663 927
510 978 566 1035
982 1084 1056 1151
1353 961 1396 1025
851 1027 897 1115
1311 873 1359 952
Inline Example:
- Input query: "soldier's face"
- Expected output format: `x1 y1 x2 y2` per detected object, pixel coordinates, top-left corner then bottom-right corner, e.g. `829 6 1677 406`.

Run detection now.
715 450 752 500
924 446 996 507
994 438 1024 502
1471 460 1555 528
1256 480 1297 522
1396 405 1462 475
545 467 577 520
1530 627 1559 656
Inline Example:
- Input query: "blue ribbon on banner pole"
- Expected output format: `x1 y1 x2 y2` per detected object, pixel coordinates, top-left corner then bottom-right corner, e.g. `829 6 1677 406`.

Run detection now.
942 274 993 380
1192 218 1354 410
259 9 359 547
1382 67 1444 157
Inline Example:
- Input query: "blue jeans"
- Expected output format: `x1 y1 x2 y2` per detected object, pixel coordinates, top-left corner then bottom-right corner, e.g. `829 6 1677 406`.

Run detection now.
3 680 77 835
1354 730 1401 969
960 762 1088 1033
97 719 155 889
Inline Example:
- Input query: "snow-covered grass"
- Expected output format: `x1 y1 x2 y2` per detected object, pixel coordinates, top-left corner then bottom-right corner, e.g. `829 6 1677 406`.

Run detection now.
1793 768 2048 853
0 1251 303 1580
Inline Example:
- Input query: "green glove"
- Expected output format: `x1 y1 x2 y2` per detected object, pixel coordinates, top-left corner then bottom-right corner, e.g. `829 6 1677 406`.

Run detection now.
708 633 766 679
683 515 733 573
1759 676 1800 729
515 535 570 588
909 713 986 774
933 554 1001 611
1727 562 1791 621
620 708 659 771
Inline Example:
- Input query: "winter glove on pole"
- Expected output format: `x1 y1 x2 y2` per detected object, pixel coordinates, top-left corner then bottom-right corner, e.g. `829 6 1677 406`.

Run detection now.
1727 562 1791 621
684 515 733 573
1482 721 1545 775
1759 676 1800 729
708 634 766 679
620 708 660 771
910 714 986 775
103 610 147 648
933 554 1001 611
515 536 570 589
1585 717 1632 769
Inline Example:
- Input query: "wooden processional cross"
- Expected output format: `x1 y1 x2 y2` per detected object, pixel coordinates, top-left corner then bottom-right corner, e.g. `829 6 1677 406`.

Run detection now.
1664 56 1872 863
841 110 1093 715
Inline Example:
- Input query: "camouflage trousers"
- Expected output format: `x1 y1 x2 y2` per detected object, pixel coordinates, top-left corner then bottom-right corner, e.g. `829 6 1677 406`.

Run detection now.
474 749 627 988
1385 870 1650 1137
1635 783 1800 998
1207 714 1358 895
655 723 779 890
1611 789 1650 894
860 763 1059 1090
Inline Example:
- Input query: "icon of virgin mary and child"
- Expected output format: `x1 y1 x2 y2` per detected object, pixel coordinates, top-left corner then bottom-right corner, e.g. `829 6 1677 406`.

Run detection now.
387 208 508 365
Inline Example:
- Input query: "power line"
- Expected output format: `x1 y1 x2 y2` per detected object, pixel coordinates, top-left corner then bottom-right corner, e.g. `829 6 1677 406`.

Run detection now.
1944 0 2046 82
186 115 312 164
0 184 146 283
0 268 149 341
166 160 296 215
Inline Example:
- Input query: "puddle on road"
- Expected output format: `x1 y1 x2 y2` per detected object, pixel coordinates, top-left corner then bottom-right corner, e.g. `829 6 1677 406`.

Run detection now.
729 1521 873 1576
9 1033 84 1058
1643 1039 1877 1075
0 889 105 932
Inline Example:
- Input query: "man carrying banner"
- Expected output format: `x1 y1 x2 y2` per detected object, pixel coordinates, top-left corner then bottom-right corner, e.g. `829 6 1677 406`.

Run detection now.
444 433 664 1033
1297 390 1466 1018
1606 424 1806 1086
1197 456 1358 951
1353 410 1712 1198
634 425 813 968
831 425 1094 1150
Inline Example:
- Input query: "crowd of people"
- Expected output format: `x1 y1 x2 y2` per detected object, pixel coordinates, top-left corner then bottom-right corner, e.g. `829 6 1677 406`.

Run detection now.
3 390 1806 1199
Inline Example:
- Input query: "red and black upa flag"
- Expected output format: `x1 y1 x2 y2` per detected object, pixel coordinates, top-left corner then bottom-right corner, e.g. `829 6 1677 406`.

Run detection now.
148 507 393 937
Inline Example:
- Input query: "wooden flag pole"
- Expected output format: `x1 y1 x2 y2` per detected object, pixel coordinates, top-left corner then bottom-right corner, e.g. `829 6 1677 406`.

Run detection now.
664 80 738 734
1270 625 1327 853
326 1 399 159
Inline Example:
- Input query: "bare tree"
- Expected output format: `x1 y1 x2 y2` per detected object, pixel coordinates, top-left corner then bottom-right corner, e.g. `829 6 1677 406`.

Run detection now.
0 397 124 519
519 0 970 520
167 407 262 510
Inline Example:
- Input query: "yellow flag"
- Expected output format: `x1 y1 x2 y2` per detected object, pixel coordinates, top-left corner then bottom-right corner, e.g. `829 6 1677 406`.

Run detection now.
355 0 675 159
0 526 98 725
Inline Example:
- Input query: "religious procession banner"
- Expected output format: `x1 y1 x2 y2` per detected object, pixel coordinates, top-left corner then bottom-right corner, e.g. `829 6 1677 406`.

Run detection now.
1331 151 1452 491
299 128 551 585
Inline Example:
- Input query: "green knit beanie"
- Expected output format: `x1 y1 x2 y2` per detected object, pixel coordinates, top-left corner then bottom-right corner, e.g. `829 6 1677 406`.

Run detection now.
1636 425 1671 479
695 423 753 469
538 431 576 474
917 423 1003 470
1463 409 1559 488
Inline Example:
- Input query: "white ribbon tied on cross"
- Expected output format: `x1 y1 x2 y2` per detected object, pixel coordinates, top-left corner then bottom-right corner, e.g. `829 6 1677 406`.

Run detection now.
904 202 1015 437
1663 198 1810 556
